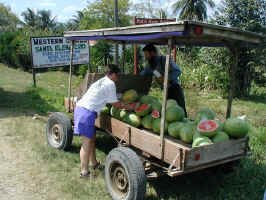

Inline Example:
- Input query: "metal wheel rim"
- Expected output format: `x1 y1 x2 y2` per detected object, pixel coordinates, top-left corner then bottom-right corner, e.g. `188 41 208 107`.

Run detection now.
49 124 63 147
109 161 129 198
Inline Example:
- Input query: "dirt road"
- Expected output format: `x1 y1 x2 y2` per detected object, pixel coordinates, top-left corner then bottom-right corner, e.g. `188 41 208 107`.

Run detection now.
0 112 64 200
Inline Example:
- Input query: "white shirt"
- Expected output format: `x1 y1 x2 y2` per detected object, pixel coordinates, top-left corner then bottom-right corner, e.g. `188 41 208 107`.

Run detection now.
76 76 118 113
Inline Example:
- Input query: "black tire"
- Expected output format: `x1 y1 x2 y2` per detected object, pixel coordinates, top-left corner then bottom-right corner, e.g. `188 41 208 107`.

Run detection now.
105 147 146 200
46 112 73 150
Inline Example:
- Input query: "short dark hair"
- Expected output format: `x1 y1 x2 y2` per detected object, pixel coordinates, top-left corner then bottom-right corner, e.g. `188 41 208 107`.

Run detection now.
142 44 157 53
107 64 120 74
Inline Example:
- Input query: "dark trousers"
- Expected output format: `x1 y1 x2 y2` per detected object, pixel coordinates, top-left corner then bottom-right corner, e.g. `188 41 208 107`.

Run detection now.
167 83 188 117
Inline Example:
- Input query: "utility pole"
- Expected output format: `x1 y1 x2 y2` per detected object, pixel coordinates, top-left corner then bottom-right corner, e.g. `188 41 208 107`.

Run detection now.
114 0 119 65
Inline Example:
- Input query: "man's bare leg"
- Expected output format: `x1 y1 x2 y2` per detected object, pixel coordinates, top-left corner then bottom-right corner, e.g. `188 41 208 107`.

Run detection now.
80 136 93 175
89 134 98 167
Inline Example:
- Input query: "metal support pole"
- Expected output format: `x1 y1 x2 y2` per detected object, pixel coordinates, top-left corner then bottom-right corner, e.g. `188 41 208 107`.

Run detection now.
160 38 172 159
134 44 138 74
173 45 177 62
226 44 239 118
114 0 119 64
122 43 126 73
68 40 75 112
32 68 36 87
88 41 92 73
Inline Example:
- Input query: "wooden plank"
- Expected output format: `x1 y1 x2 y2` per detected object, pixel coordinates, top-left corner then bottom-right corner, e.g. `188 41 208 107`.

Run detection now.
164 140 182 170
64 21 265 47
160 39 172 159
95 116 130 142
185 137 248 168
168 154 245 177
95 115 188 168
226 44 239 118
202 27 261 44
186 20 264 39
67 41 75 112
131 128 162 158
95 115 248 171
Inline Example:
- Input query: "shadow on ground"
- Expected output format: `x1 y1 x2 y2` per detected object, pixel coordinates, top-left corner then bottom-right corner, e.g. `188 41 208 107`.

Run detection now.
0 87 60 118
146 157 266 200
67 131 117 155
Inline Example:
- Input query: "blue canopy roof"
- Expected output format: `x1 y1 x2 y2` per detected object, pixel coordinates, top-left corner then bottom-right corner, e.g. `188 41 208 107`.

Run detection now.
66 31 184 42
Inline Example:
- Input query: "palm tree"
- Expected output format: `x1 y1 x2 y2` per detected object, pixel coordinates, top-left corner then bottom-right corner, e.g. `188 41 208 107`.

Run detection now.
21 8 37 27
173 0 215 21
67 11 84 30
0 3 20 31
37 10 56 30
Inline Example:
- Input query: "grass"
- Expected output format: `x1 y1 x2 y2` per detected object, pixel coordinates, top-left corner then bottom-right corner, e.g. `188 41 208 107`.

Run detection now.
0 63 265 200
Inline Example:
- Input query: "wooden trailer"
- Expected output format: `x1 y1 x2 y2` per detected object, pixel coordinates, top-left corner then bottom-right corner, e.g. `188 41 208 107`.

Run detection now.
46 21 265 200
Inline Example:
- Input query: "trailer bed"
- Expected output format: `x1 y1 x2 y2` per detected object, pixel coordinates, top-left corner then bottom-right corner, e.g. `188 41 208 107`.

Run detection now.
95 115 249 176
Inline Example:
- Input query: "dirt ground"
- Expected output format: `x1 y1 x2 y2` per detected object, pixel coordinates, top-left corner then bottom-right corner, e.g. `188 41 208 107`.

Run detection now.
0 111 64 200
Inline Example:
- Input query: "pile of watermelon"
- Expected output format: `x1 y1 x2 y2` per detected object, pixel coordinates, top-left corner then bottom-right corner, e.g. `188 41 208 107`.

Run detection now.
101 89 249 148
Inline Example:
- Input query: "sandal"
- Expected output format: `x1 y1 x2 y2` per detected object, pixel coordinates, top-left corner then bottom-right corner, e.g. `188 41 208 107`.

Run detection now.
90 162 104 170
80 171 91 178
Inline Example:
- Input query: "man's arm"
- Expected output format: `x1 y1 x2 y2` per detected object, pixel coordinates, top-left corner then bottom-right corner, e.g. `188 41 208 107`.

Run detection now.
140 67 153 76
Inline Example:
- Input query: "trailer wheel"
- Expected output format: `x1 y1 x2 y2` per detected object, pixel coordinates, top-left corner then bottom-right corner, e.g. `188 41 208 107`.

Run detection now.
46 112 73 150
105 147 146 200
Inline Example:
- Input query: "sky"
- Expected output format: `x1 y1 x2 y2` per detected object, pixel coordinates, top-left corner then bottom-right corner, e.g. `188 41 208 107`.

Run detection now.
1 0 221 23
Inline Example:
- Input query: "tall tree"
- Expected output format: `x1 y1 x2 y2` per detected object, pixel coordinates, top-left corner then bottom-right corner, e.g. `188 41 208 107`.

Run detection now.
21 8 38 27
79 0 131 68
173 0 215 21
21 8 56 31
37 10 56 30
66 11 84 30
80 0 131 29
214 0 266 97
0 3 20 31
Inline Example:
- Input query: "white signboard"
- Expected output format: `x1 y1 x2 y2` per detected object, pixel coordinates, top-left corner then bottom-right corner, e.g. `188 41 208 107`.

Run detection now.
31 36 89 68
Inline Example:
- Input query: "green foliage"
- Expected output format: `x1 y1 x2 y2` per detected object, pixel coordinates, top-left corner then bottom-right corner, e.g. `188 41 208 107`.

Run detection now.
21 8 57 31
0 28 55 70
120 45 143 74
78 0 131 73
173 0 215 21
214 0 266 97
0 3 21 31
175 48 229 95
0 64 265 200
80 0 131 29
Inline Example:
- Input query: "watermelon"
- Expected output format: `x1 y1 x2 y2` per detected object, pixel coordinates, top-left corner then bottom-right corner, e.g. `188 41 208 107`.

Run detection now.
166 99 178 109
192 136 212 148
119 109 127 120
151 110 160 119
224 118 249 138
168 122 184 139
140 95 157 104
151 101 162 112
166 106 185 122
152 118 168 134
212 131 229 143
126 113 141 127
122 89 138 103
123 102 139 111
135 103 152 116
179 124 194 144
195 107 216 123
197 120 219 138
101 106 110 115
110 106 120 119
141 115 153 129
